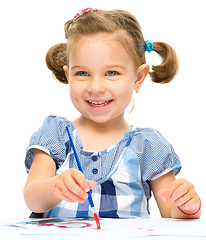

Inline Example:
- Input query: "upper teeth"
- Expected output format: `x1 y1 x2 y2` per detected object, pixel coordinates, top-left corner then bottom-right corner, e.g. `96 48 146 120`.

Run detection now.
88 100 111 106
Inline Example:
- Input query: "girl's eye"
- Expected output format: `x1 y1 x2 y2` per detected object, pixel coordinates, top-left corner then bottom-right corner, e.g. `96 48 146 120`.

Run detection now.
106 71 119 76
77 71 89 76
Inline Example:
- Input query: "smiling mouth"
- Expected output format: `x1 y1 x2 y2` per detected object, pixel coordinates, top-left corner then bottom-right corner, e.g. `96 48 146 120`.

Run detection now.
87 100 113 107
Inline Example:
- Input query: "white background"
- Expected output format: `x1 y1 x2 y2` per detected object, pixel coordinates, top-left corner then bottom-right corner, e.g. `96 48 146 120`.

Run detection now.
0 0 205 219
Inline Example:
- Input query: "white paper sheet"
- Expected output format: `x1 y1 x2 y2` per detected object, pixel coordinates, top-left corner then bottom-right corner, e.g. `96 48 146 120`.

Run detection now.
1 218 206 240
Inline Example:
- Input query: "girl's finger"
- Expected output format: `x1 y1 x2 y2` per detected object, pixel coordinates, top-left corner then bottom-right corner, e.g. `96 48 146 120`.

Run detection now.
173 192 192 207
170 184 189 202
158 189 167 198
87 180 97 190
161 179 185 201
177 195 200 211
52 184 76 203
70 169 90 192
65 178 88 201
53 181 86 203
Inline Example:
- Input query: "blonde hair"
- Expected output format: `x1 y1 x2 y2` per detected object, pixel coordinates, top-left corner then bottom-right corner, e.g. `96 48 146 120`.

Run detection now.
46 9 179 84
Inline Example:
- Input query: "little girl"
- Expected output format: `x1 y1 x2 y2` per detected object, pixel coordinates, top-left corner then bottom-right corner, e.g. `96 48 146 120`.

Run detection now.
24 8 201 219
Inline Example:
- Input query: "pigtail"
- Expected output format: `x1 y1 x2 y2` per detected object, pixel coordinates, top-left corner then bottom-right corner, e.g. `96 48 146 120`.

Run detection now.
45 43 68 84
149 42 179 84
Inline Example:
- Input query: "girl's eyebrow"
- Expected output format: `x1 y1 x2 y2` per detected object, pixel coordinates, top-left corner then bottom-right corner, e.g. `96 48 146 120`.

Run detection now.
71 65 126 70
70 65 91 73
70 65 86 70
107 65 126 69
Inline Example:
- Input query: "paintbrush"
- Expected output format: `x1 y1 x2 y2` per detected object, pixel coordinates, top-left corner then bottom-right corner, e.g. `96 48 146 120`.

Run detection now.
66 126 101 229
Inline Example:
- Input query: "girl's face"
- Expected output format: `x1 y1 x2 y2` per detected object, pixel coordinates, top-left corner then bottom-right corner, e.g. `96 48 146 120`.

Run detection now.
66 33 147 124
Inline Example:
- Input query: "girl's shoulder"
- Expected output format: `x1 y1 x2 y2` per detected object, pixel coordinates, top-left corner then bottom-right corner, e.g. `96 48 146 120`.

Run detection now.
25 115 72 172
132 126 169 145
42 115 71 126
39 115 74 134
130 126 178 163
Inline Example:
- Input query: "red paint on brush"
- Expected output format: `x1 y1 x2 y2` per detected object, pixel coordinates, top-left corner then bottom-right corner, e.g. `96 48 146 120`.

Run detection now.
93 212 101 229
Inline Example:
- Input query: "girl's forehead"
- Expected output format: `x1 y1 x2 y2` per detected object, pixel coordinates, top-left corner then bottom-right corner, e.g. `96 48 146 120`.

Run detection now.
68 30 139 68
70 31 133 56
73 32 125 46
68 33 137 72
70 33 130 59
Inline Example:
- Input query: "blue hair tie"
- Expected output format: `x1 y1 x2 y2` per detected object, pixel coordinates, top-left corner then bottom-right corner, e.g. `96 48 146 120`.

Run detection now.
145 40 154 53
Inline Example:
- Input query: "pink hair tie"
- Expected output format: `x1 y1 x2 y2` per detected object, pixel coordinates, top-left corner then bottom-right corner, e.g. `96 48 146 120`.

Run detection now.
177 196 201 216
73 8 98 22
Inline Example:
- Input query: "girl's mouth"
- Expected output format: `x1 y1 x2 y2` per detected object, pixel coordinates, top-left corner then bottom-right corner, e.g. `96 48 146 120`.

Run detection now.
87 100 113 107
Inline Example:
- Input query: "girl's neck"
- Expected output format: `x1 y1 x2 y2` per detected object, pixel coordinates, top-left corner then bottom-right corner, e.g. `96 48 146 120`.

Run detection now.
73 114 131 134
72 114 131 152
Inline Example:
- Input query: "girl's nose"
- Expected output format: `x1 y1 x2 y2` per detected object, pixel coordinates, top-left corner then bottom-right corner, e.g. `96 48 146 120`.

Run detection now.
87 76 106 93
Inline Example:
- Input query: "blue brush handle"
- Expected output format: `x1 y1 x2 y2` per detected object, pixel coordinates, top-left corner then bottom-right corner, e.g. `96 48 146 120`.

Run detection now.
87 191 94 208
66 126 94 208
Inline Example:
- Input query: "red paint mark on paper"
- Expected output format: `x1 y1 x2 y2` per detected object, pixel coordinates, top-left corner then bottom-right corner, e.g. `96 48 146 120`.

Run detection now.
137 227 154 232
38 221 92 229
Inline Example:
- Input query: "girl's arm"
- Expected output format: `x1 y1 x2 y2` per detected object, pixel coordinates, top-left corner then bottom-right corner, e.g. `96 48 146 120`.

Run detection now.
23 149 96 213
150 171 201 219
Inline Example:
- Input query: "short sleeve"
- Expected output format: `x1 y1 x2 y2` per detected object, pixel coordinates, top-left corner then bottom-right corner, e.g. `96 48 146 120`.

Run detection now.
25 115 70 173
136 128 182 199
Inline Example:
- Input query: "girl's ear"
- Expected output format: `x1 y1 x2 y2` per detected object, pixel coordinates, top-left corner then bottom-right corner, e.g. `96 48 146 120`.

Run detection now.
63 65 69 83
134 64 149 92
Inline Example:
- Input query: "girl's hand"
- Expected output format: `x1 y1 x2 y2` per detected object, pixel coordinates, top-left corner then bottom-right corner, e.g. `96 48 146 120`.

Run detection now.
52 168 97 203
158 178 200 215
